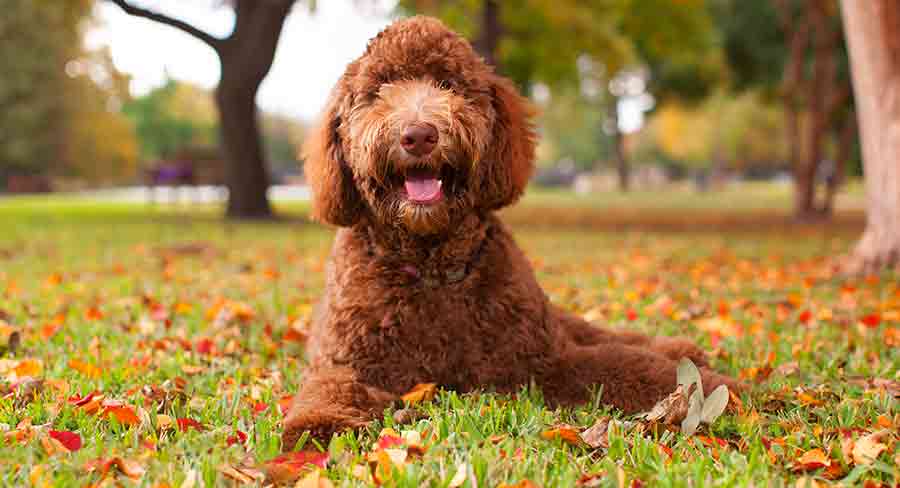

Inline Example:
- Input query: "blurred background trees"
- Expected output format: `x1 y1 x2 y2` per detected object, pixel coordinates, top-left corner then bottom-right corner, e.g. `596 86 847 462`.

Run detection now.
1 0 137 189
0 0 870 223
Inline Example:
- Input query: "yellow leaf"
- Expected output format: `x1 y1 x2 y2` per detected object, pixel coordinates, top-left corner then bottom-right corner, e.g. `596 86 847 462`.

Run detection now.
157 414 175 430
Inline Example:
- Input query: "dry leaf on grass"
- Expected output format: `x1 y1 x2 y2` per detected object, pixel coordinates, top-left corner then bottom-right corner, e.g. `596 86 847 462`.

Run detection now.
580 417 611 449
263 451 329 485
400 383 437 404
540 424 585 447
792 448 831 472
641 359 730 435
84 457 146 479
851 430 889 465
219 463 265 485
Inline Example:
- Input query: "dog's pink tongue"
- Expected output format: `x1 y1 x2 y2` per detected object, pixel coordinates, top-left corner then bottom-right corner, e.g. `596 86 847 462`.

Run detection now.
404 175 442 203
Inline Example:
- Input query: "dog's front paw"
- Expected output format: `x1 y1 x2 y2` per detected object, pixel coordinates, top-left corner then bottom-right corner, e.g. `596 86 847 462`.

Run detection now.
282 410 370 451
650 336 709 367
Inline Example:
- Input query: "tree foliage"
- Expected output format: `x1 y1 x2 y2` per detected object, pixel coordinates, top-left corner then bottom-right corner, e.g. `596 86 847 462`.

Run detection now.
123 81 218 162
1 0 139 183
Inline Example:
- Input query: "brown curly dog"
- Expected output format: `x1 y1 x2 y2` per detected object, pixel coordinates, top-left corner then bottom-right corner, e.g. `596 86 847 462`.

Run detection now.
282 16 740 448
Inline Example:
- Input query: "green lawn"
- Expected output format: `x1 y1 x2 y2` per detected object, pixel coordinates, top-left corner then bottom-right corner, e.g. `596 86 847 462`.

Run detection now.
0 192 896 487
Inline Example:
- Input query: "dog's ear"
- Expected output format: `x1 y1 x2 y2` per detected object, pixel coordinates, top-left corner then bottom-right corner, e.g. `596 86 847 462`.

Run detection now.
303 86 364 227
478 75 537 210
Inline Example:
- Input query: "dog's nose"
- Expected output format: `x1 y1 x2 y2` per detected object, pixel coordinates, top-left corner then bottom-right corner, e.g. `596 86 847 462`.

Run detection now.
400 124 438 157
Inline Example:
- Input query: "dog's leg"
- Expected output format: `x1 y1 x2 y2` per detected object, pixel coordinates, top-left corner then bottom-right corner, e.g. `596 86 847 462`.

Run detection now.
557 310 709 367
541 343 739 413
281 366 396 450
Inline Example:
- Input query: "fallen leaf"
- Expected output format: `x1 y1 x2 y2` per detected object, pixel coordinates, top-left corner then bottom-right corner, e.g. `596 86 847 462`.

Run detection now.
85 457 146 479
580 417 611 449
176 418 204 432
774 362 800 377
264 451 329 484
400 383 437 404
699 385 730 424
641 384 692 425
851 430 888 465
68 359 102 379
219 463 265 484
499 480 541 488
793 448 832 472
226 430 248 446
540 424 585 447
48 430 82 451
102 403 141 426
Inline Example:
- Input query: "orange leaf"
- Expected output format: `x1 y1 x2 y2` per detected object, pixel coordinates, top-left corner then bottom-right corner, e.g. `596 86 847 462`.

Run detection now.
401 383 437 405
12 358 43 378
793 448 832 472
85 457 145 479
102 404 141 426
540 425 585 447
68 359 102 379
264 451 329 485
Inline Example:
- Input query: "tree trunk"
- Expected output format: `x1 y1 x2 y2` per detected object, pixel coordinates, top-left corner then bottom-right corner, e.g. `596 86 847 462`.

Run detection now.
216 77 271 219
214 1 293 219
475 0 501 68
821 116 855 215
608 100 630 192
841 0 900 273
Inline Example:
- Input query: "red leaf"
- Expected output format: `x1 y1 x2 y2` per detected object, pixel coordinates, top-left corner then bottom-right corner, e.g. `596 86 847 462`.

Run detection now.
264 451 329 483
195 338 214 355
626 309 638 322
68 391 101 407
252 401 268 416
227 430 248 446
861 314 881 328
49 430 82 451
377 433 405 449
177 418 204 432
799 310 812 325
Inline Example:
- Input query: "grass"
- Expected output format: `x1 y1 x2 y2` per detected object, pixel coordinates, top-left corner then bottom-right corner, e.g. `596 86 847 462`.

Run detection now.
0 187 896 487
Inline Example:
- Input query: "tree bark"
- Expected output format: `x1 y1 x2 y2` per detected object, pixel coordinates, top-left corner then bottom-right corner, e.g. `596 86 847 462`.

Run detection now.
841 0 900 273
475 0 501 69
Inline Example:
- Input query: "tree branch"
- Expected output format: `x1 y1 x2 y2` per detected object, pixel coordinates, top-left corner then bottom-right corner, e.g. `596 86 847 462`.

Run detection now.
108 0 224 53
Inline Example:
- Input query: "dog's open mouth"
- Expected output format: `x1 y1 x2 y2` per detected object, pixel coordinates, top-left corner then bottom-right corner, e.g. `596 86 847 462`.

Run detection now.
404 167 442 204
401 165 460 204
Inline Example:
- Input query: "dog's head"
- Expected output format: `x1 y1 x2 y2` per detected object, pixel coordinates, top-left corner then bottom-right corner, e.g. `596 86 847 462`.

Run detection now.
304 16 535 235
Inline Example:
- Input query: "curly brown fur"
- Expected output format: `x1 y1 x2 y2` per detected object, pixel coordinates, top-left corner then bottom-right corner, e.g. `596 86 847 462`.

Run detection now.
283 16 740 448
